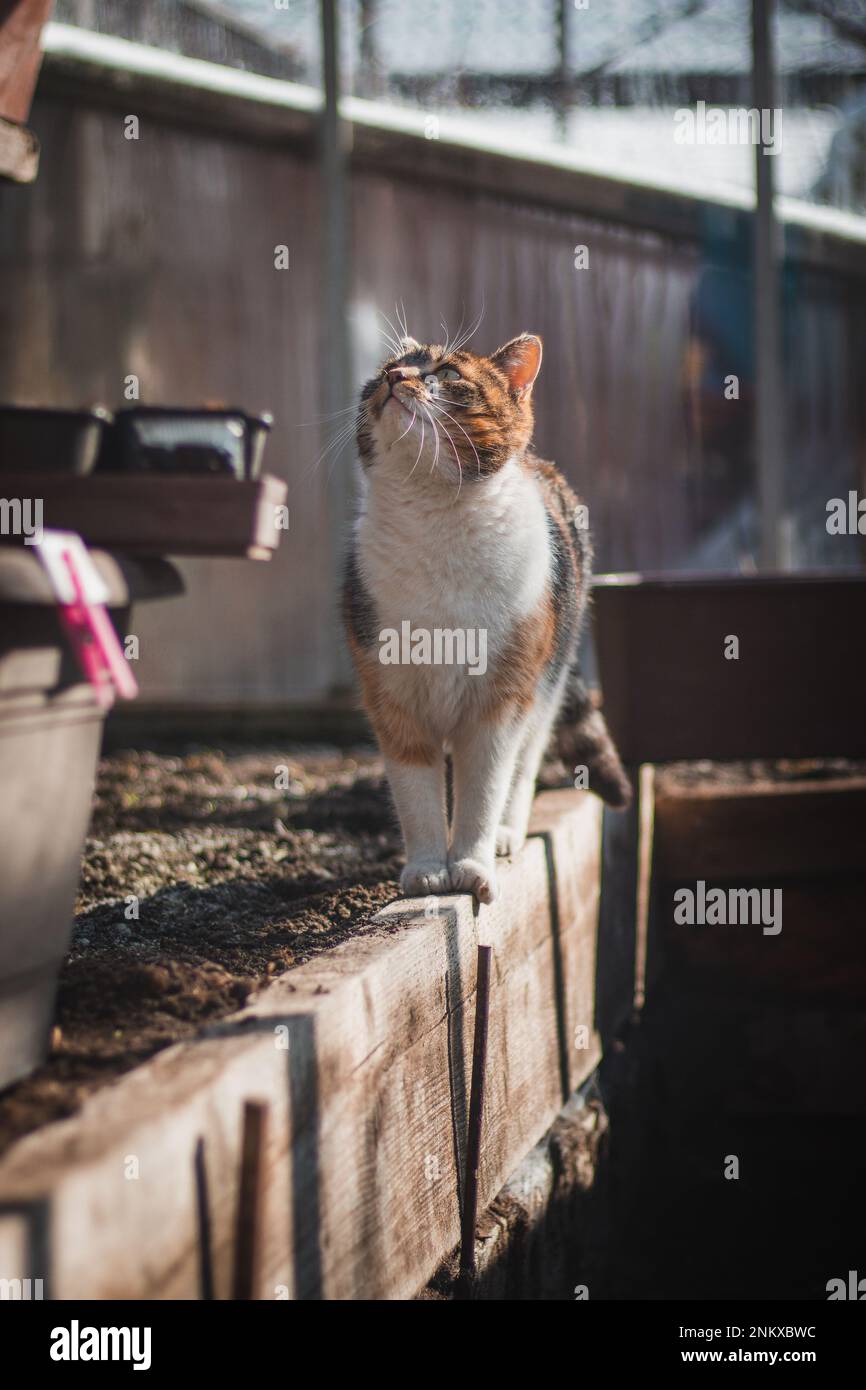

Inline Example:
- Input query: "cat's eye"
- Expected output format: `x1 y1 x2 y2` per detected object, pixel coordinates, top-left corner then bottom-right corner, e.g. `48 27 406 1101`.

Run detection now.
436 367 461 382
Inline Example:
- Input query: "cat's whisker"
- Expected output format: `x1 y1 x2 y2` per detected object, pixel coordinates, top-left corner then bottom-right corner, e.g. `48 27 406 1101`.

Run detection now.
393 407 417 446
422 404 441 476
307 426 354 477
306 410 364 479
376 312 405 359
406 410 426 480
378 330 404 361
449 301 485 357
380 307 409 356
442 306 465 360
428 398 483 479
425 402 459 466
297 402 359 427
424 402 465 499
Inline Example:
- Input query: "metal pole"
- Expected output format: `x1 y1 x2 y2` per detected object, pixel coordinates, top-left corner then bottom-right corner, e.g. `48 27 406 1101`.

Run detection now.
458 944 492 1291
554 0 569 141
359 0 382 100
320 0 355 688
751 0 785 569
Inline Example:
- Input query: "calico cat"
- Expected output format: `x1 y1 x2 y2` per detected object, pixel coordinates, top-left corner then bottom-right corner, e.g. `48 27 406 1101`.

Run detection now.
343 330 630 904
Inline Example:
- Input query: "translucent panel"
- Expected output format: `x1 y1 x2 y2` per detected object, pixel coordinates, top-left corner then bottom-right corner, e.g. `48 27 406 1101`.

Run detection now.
53 0 322 84
338 0 758 201
777 0 866 217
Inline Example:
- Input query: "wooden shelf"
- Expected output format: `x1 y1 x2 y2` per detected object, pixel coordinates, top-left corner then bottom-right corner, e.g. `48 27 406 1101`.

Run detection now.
0 472 288 558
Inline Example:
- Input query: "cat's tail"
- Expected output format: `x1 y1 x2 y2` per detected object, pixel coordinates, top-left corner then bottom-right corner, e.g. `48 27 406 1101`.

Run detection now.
554 671 633 809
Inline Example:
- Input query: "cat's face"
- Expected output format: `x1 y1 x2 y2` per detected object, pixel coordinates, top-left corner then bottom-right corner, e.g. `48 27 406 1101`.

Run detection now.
357 333 542 483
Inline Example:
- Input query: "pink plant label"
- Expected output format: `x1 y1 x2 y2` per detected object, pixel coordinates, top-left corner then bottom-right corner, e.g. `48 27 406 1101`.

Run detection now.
33 530 138 708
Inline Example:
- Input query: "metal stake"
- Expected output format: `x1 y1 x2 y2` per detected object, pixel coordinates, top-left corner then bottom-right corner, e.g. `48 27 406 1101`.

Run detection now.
459 944 492 1289
232 1099 269 1301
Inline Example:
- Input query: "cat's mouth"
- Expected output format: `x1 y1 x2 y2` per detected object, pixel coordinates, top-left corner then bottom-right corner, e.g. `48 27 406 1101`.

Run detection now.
383 389 416 422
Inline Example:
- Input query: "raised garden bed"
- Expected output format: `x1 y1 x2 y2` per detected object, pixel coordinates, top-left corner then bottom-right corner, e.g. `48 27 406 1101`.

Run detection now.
0 777 606 1299
2 737 863 1298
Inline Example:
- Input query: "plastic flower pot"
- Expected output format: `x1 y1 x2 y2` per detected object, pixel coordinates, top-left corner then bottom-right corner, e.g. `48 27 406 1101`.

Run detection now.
0 405 113 476
0 547 182 1090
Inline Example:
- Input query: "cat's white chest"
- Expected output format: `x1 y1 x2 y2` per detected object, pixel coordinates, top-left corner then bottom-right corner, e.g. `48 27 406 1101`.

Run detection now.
356 461 550 732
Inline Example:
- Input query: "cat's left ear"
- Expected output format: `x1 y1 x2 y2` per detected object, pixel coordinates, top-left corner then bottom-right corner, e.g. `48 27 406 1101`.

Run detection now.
490 333 542 397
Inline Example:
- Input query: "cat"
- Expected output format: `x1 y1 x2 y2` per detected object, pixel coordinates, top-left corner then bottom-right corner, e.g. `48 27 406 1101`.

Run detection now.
342 330 631 905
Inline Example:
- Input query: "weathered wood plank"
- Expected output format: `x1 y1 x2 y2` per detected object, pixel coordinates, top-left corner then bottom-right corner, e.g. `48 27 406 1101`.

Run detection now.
0 790 605 1300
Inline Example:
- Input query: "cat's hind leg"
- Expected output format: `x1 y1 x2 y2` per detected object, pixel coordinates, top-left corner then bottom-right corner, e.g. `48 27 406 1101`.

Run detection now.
496 677 567 857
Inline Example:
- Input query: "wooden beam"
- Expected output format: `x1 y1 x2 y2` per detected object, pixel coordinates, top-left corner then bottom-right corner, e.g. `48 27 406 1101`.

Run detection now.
0 790 606 1301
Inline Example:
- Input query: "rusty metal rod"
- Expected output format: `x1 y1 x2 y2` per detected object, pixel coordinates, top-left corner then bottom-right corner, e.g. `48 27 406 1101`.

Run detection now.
232 1099 269 1301
459 944 493 1284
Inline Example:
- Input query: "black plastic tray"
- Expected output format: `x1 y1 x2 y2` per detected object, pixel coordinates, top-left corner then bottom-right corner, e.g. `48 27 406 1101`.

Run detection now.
96 407 273 480
0 404 112 475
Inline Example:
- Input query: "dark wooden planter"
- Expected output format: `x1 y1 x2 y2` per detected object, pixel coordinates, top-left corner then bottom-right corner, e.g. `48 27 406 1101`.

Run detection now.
0 548 182 1089
593 572 866 763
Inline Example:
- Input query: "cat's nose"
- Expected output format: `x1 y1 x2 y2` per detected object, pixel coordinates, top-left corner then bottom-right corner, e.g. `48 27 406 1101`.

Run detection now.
387 367 415 385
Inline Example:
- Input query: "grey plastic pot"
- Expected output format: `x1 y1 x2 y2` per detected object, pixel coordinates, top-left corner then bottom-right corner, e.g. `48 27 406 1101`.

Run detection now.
0 548 182 1090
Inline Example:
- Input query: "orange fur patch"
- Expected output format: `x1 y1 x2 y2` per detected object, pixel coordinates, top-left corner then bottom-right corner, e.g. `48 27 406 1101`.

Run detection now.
347 634 438 766
481 594 557 722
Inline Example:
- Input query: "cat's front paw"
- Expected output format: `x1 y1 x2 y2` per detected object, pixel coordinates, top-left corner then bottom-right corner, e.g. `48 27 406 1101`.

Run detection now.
495 825 526 858
449 856 498 905
400 860 452 897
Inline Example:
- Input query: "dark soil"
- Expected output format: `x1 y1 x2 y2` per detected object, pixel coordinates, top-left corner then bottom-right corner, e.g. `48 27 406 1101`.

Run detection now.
656 756 866 792
0 745 403 1158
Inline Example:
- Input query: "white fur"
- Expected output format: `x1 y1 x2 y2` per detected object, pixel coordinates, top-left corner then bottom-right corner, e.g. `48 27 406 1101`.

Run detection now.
356 386 559 903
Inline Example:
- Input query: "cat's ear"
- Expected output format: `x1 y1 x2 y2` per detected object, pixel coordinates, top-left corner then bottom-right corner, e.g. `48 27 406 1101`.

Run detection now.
399 336 421 353
490 333 542 396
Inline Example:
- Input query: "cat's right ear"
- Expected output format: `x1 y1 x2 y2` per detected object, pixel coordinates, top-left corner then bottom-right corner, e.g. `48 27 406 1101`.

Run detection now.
490 333 543 397
399 336 420 353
